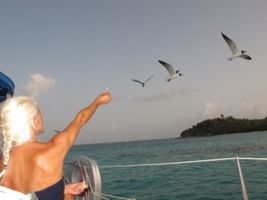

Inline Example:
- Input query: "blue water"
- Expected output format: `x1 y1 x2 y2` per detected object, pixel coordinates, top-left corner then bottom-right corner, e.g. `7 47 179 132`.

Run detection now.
65 131 267 200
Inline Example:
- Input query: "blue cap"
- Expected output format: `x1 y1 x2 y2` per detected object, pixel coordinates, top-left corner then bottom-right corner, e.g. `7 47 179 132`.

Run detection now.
0 71 15 102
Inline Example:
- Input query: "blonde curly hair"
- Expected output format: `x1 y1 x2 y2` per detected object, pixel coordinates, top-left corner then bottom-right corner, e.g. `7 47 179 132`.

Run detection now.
0 96 39 178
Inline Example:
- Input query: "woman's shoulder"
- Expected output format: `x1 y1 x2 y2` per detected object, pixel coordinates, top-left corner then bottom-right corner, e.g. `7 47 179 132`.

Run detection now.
30 142 64 170
10 142 51 166
0 154 3 171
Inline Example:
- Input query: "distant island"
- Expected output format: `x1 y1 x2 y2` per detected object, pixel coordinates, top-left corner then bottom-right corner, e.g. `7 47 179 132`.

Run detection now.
180 115 267 138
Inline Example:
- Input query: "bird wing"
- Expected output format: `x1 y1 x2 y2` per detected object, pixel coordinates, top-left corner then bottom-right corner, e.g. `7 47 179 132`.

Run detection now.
221 32 238 55
144 75 154 83
239 54 252 60
158 60 175 75
131 79 144 85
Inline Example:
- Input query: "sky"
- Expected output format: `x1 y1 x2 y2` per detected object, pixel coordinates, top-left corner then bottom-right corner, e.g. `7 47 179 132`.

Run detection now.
1 0 267 144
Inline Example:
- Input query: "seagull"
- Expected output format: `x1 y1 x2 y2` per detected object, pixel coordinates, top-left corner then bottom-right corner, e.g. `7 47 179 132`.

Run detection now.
221 32 252 61
131 75 154 87
158 60 180 81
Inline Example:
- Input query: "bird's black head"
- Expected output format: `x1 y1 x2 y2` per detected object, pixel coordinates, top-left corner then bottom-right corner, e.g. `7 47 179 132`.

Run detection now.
241 50 247 54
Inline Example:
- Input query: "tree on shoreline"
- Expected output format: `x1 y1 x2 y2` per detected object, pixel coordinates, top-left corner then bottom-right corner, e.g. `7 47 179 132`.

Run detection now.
180 115 267 138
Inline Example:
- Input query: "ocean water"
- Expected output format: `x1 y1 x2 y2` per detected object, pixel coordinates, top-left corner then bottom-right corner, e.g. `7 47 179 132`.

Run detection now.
65 131 267 200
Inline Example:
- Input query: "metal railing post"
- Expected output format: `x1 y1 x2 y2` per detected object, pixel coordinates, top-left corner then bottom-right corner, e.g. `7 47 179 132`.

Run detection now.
236 156 249 200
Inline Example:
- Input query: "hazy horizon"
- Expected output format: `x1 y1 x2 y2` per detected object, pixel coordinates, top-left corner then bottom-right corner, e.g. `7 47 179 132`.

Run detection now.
1 0 267 144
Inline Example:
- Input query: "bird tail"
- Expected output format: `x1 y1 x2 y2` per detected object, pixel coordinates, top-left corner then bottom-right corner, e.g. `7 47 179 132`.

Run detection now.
166 76 171 81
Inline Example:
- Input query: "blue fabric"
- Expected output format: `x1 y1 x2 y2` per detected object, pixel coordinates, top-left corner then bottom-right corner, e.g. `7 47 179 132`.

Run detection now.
35 178 64 200
0 71 15 102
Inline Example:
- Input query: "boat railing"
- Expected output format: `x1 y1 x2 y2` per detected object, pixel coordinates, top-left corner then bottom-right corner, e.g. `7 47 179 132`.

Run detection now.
66 156 267 200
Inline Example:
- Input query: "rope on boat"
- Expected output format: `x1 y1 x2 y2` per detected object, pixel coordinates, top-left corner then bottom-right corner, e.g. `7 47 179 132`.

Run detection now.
99 193 136 200
238 157 267 161
83 164 134 200
99 157 267 169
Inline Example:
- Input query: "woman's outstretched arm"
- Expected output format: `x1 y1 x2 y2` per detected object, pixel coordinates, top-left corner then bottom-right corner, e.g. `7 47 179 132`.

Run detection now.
48 91 112 158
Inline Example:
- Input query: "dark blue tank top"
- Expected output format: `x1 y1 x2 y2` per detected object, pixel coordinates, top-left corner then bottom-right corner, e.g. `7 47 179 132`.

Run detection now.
35 178 64 200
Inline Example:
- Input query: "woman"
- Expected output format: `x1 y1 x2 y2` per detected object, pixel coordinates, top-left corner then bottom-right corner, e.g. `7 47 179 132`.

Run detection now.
0 91 112 199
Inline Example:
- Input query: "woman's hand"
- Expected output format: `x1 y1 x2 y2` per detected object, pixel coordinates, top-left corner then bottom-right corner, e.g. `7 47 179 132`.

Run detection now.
95 91 112 106
64 181 88 196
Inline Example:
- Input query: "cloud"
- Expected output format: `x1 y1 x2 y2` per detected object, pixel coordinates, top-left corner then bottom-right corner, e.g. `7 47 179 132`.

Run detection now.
131 88 198 102
109 122 119 133
129 89 178 102
199 96 267 120
201 101 218 117
198 101 228 119
114 87 199 103
24 73 56 97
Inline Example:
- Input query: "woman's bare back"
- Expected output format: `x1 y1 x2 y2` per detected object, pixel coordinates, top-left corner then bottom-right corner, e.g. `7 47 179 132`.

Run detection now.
0 141 64 193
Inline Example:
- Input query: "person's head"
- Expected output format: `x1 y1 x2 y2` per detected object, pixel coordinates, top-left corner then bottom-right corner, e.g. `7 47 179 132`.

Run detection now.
0 96 43 177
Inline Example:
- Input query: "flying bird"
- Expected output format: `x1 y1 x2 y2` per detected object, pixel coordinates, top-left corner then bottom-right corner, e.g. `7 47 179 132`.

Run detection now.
131 75 154 87
158 60 181 81
221 32 252 61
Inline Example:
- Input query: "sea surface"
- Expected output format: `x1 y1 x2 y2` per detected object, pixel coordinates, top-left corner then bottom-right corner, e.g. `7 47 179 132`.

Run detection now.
65 131 267 200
